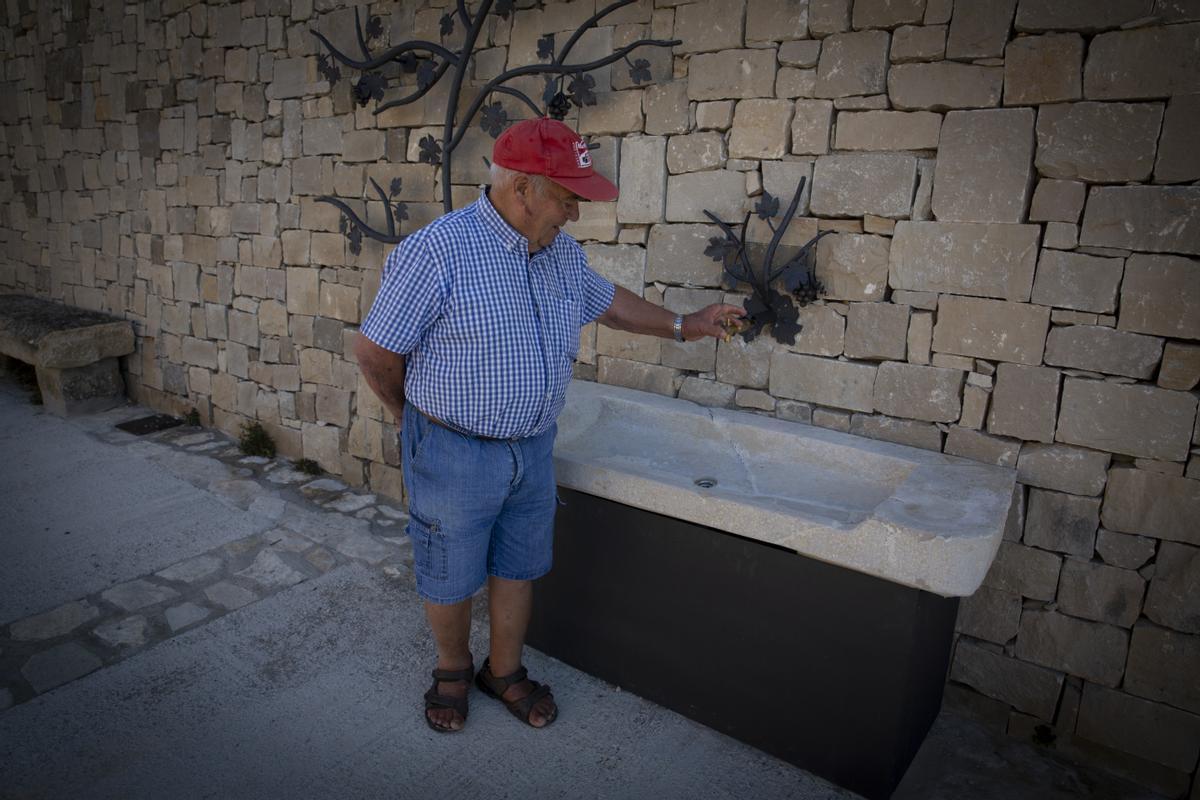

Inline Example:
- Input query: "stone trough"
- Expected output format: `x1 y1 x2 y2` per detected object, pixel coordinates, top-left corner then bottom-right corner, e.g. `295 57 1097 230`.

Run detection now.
0 294 135 416
527 380 1017 799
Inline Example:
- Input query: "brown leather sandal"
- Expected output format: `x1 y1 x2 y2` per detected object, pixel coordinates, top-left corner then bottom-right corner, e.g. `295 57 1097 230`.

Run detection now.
423 663 473 733
474 656 558 728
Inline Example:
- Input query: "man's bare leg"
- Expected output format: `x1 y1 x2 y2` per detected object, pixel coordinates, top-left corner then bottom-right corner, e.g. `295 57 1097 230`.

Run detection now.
486 575 557 727
425 598 473 731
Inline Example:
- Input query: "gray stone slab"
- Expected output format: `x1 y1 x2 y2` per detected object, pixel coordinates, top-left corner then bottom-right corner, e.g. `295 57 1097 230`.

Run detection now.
1057 558 1145 628
1056 378 1197 462
951 639 1063 721
555 380 1017 597
235 550 308 591
92 616 149 648
100 579 180 612
204 580 259 611
1080 187 1200 256
1125 622 1200 715
165 602 211 633
1016 443 1110 496
1015 609 1129 687
0 387 274 626
956 585 1021 645
21 642 103 693
1144 541 1200 635
933 109 1035 224
1084 23 1200 100
1076 681 1200 773
0 565 849 800
9 600 100 641
155 554 223 585
1102 467 1200 547
1117 254 1200 340
889 222 1040 302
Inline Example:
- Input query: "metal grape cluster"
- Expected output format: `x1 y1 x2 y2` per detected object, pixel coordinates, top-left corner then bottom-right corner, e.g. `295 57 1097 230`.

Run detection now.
703 178 830 345
313 0 680 253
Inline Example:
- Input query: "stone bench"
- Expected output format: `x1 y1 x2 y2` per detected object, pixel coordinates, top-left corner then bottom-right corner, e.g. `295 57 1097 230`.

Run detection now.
0 294 136 416
529 380 1018 799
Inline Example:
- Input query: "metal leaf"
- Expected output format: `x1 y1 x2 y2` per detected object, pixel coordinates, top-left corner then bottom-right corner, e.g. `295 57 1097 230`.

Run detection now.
393 201 409 221
352 72 386 107
339 215 349 234
480 100 508 139
754 191 780 221
568 73 597 108
704 235 738 264
317 53 341 86
537 34 555 61
389 177 402 197
439 13 454 37
365 15 383 41
348 225 363 256
495 0 515 18
417 59 437 90
628 58 652 85
418 134 442 166
770 297 803 345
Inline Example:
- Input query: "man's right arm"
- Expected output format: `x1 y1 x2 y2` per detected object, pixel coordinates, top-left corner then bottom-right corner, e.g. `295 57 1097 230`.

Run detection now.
355 335 407 421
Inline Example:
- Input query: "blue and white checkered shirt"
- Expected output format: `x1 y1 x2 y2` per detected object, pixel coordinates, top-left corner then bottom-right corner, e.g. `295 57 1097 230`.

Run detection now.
360 188 616 439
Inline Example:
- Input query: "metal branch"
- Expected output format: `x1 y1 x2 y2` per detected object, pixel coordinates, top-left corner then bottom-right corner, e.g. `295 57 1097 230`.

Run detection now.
702 210 756 286
449 38 680 153
315 196 404 245
457 0 471 29
440 0 495 209
491 86 543 117
374 59 453 113
762 177 807 284
555 0 635 66
354 7 370 61
312 31 460 71
369 178 395 239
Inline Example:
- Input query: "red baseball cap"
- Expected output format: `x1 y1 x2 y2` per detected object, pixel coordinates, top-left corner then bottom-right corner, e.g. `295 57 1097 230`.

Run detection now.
493 118 619 202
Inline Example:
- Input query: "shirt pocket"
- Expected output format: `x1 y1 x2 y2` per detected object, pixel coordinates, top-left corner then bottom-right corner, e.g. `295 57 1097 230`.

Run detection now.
538 291 582 363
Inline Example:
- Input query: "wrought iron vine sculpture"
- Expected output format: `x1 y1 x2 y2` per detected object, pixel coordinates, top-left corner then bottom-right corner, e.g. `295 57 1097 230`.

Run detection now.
312 0 680 254
703 177 830 345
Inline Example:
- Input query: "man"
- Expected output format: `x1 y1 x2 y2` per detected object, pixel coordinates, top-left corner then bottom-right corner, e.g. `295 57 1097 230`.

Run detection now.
355 117 744 733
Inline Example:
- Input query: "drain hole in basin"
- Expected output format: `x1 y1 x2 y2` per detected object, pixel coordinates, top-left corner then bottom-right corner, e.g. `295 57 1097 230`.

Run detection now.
694 477 717 489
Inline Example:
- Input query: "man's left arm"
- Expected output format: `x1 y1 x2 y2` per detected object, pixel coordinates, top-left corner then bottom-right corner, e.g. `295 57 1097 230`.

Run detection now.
597 285 746 342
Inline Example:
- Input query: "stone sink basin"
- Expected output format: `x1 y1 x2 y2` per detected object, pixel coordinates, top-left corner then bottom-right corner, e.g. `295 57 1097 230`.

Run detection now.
553 380 1017 598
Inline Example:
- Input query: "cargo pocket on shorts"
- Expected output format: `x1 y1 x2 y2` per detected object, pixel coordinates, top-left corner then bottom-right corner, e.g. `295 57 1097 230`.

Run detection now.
407 508 448 581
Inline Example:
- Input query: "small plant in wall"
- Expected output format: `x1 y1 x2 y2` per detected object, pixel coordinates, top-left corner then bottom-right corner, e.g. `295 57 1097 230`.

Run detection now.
239 421 277 458
313 0 680 252
703 177 830 346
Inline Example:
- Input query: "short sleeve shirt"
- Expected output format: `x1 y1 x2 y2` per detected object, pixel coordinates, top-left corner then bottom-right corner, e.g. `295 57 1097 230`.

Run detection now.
359 189 616 439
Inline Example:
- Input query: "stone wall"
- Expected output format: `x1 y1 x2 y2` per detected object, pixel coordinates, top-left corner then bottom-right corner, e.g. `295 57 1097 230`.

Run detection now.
1 0 1198 792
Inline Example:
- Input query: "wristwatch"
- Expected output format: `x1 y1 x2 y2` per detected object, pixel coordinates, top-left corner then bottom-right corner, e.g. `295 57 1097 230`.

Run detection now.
672 315 685 342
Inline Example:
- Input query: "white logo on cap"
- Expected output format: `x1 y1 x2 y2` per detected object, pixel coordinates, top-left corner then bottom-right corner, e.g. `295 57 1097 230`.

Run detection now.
575 140 591 168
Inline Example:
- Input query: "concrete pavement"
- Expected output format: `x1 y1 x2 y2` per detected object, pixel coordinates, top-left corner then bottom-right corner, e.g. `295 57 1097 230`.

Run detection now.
0 373 1169 800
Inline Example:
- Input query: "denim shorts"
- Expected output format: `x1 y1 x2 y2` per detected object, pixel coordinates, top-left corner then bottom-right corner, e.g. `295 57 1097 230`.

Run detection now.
401 402 558 604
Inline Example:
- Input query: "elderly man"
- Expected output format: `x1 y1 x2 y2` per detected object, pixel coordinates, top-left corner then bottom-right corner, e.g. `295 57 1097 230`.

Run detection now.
355 117 744 733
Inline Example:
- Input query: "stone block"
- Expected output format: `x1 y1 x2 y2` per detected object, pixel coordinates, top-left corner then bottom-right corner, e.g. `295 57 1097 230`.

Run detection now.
1057 378 1197 462
844 303 909 360
666 132 724 174
1036 102 1163 182
21 642 103 694
1016 609 1128 687
1058 557 1146 628
834 110 941 151
1044 326 1163 380
1102 468 1200 547
780 40 823 68
577 91 642 136
888 62 1002 110
666 171 746 223
646 224 726 286
777 68 818 99
302 117 342 156
769 353 876 412
1031 251 1124 314
696 101 735 131
616 136 666 225
787 99 835 154
813 408 853 431
1029 179 1086 224
849 413 942 451
673 0 745 53
10 601 100 641
814 233 889 302
983 541 1061 601
1155 94 1200 184
679 377 737 407
814 30 890 98
729 100 793 160
1145 541 1200 638
852 0 924 28
661 288 722 371
933 109 1035 224
1117 254 1200 339
688 50 777 101
810 154 917 219
809 0 852 37
1016 443 1110 497
1096 529 1156 571
1024 488 1100 557
747 0 810 42
1014 0 1156 33
933 296 1050 366
946 427 1020 467
596 356 680 397
871 361 962 422
644 81 690 137
1084 23 1200 100
562 202 618 243
1076 682 1200 772
888 222 1040 301
1126 622 1200 715
956 585 1022 645
790 304 846 356
1003 33 1084 106
945 0 1016 58
583 244 646 295
715 333 773 389
1159 342 1200 391
907 309 933 365
1081 188 1200 256
986 363 1059 443
951 639 1064 721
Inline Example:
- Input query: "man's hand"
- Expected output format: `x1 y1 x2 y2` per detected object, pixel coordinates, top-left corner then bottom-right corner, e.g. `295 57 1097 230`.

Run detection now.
682 304 748 342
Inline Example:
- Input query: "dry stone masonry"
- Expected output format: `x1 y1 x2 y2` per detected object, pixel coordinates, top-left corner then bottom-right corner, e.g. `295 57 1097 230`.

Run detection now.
1 0 1198 793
